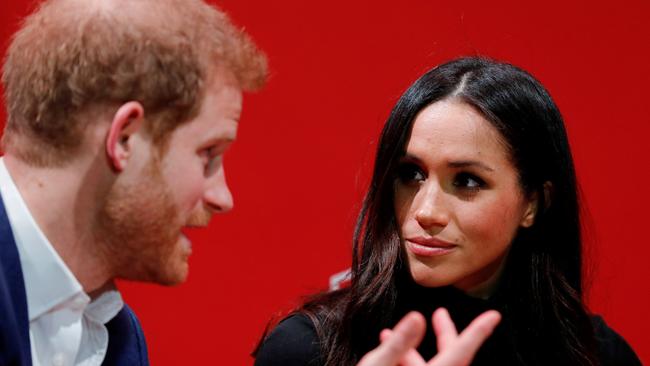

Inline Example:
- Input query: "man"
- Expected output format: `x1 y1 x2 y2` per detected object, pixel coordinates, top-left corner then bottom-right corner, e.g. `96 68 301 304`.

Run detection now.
0 1 497 365
0 0 266 365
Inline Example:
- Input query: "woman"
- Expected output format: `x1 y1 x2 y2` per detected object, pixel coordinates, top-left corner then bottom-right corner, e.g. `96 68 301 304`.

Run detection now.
254 57 641 366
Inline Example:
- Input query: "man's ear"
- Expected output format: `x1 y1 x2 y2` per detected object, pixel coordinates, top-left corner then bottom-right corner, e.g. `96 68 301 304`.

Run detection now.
520 181 553 228
106 102 145 172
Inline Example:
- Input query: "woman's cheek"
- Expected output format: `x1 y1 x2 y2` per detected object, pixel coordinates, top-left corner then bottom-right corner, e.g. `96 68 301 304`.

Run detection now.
458 198 522 245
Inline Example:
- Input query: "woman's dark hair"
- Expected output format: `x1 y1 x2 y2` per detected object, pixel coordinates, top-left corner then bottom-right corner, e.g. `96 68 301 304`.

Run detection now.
278 57 598 365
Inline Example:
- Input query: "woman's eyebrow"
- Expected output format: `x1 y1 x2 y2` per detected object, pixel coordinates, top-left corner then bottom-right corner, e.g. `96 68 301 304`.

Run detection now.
402 154 495 172
401 153 421 163
448 160 495 172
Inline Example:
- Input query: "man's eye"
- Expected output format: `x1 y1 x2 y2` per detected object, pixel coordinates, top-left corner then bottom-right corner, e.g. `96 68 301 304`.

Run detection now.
206 155 222 175
202 148 222 175
396 162 425 184
453 172 485 191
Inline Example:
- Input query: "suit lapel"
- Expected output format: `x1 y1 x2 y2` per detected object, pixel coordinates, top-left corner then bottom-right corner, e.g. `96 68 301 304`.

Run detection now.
103 304 150 366
0 194 32 365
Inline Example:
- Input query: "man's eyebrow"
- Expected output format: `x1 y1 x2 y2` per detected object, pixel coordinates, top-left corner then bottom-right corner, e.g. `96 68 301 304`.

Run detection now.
199 136 236 148
448 160 495 172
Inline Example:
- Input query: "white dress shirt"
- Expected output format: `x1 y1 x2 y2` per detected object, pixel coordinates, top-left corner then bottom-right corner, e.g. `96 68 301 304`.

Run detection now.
0 159 124 366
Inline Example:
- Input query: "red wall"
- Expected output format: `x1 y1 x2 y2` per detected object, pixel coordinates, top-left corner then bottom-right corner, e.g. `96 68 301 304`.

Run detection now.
2 0 649 364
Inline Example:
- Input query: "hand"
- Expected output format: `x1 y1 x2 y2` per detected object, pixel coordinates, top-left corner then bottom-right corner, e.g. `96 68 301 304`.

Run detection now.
357 308 501 366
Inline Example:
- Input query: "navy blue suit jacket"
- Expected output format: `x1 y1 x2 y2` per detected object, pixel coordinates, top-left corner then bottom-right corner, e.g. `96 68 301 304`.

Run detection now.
0 195 150 366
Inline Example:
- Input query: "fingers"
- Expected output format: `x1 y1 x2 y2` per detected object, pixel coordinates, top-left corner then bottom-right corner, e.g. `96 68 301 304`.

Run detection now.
357 309 501 366
431 308 458 351
357 312 426 366
455 310 501 351
429 310 501 366
380 329 426 366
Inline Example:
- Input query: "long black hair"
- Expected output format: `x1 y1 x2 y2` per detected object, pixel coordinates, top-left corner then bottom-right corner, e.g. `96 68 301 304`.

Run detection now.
288 57 598 365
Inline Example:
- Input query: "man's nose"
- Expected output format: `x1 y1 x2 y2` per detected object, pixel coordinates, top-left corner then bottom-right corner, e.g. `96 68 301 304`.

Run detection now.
204 166 234 213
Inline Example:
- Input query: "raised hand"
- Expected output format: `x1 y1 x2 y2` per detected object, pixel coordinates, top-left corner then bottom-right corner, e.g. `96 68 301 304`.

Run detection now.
357 308 500 366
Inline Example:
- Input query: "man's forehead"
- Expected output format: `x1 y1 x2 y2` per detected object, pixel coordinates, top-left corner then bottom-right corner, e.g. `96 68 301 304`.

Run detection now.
174 104 240 144
203 74 243 118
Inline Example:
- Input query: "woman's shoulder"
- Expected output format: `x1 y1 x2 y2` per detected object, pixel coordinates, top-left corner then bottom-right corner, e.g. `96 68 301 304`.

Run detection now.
591 315 641 365
254 314 321 366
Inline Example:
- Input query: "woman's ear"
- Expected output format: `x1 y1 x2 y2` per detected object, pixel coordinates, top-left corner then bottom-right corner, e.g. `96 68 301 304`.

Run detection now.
520 193 538 228
106 101 145 172
520 181 553 228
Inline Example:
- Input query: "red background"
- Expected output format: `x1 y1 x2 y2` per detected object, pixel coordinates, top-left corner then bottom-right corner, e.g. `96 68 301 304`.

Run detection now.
2 0 649 364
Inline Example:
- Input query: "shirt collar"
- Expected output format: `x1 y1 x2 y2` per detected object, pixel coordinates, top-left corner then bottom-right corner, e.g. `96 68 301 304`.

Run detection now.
86 287 123 324
0 158 85 321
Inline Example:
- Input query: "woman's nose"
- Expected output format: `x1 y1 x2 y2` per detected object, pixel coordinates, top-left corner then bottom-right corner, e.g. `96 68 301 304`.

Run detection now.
414 183 449 229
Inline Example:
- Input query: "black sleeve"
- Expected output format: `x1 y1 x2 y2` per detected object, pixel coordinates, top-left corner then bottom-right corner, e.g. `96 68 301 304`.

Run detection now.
254 314 322 366
591 315 642 366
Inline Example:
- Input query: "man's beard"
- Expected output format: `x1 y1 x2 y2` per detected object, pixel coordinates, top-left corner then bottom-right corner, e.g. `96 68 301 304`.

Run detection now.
96 157 189 286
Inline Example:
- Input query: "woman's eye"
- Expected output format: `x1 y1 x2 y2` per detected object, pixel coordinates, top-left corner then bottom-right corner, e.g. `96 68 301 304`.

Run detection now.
453 172 485 191
396 163 425 184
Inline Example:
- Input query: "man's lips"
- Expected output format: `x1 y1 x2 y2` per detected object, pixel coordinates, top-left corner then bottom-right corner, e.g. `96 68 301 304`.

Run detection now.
180 226 208 251
405 236 457 257
181 225 209 235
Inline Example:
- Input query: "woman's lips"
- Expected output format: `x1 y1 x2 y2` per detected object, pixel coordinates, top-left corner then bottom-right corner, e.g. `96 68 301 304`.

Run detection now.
405 237 457 257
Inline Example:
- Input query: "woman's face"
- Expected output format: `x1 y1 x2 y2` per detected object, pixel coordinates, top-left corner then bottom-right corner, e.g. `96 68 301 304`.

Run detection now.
394 99 537 298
